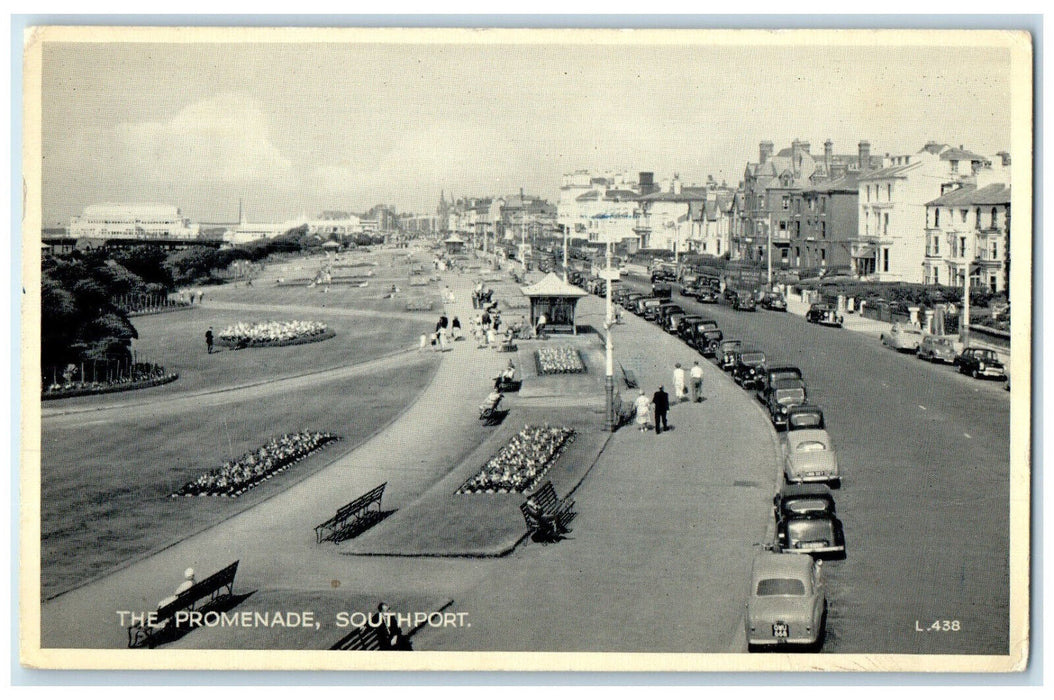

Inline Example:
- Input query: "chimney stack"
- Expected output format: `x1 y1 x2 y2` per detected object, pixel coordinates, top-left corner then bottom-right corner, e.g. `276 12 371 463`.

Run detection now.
859 140 872 170
800 141 811 155
759 141 774 164
824 140 834 178
996 151 1011 167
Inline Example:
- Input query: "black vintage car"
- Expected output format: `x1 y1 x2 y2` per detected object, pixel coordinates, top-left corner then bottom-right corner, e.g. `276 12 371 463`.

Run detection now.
774 484 846 558
786 405 825 432
954 347 1008 380
760 292 787 311
696 287 720 304
732 292 757 311
765 378 808 428
621 292 644 311
756 365 805 403
693 328 724 357
656 303 684 327
676 314 705 340
718 339 743 370
733 350 768 389
805 303 843 327
723 286 738 303
651 282 673 299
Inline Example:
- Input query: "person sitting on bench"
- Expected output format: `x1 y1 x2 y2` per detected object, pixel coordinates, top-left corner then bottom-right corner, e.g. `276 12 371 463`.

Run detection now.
524 496 568 540
494 361 516 389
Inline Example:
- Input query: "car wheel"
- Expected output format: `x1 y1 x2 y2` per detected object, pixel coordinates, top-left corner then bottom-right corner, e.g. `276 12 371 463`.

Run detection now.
972 368 979 379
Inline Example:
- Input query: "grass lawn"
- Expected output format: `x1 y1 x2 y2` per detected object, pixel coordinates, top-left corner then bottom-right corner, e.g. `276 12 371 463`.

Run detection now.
40 360 437 599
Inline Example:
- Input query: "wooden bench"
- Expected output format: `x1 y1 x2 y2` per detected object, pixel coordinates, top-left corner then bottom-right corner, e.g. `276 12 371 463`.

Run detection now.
127 560 239 648
330 624 383 650
620 363 638 389
520 481 576 539
315 483 387 543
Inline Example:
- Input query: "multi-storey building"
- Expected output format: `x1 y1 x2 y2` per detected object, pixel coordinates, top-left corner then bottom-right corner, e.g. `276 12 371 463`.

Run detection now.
687 187 736 258
635 176 707 253
788 172 866 271
734 139 882 267
923 179 1011 293
69 203 200 241
557 170 655 245
854 142 994 282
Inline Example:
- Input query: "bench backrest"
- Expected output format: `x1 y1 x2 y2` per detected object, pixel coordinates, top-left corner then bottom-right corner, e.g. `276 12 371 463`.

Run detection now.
334 483 387 521
156 561 239 620
331 624 383 650
531 481 560 512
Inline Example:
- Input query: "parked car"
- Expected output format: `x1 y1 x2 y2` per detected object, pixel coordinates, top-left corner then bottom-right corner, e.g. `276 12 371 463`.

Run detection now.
774 484 845 559
693 328 725 357
723 286 738 303
760 291 787 311
733 350 768 389
732 292 758 311
766 378 808 428
783 429 840 486
697 287 720 304
756 365 804 404
786 405 825 432
651 282 673 299
916 335 958 363
805 303 843 327
656 303 684 327
954 347 1008 380
880 323 924 352
719 339 743 371
665 311 687 334
636 297 662 317
621 292 644 310
676 314 705 340
745 552 827 651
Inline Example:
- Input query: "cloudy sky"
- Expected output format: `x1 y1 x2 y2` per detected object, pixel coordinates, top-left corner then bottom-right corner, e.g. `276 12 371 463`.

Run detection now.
40 33 1016 225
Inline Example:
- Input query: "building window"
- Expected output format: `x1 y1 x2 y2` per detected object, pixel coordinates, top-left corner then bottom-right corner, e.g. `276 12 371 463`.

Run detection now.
779 221 787 232
883 213 889 234
821 221 826 238
990 274 998 290
821 249 826 264
961 209 968 223
975 207 982 229
959 237 967 257
882 248 890 272
782 196 790 210
821 197 827 212
934 208 940 227
866 186 871 202
781 248 789 262
991 241 998 259
991 207 998 228
932 235 940 256
887 184 892 200
934 268 939 285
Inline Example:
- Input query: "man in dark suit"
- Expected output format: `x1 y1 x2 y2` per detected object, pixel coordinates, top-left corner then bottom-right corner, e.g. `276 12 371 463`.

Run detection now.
652 385 670 434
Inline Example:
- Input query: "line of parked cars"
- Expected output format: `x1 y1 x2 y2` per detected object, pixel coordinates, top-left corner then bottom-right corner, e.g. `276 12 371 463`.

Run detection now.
879 322 1008 382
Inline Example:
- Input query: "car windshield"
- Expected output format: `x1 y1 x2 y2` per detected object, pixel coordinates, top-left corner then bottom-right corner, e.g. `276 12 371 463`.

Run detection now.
784 497 830 514
934 338 952 347
756 578 806 596
795 440 827 452
775 388 806 404
773 371 802 382
742 353 765 364
979 350 997 360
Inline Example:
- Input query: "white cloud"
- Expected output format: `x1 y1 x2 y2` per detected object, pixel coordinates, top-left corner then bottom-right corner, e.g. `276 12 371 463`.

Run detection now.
116 93 295 186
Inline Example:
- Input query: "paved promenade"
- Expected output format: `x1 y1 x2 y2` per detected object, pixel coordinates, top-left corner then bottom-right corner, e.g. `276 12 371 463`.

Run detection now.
37 259 780 655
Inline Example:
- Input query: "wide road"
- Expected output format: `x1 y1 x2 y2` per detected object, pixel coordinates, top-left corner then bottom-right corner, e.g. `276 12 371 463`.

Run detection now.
621 275 1011 654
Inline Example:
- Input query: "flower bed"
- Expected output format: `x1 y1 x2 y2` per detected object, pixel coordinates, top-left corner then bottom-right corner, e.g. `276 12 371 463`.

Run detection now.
535 346 586 375
172 430 341 498
217 321 333 348
42 363 178 400
456 425 576 494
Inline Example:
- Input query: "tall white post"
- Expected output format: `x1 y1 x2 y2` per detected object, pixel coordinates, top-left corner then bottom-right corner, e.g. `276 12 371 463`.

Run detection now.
962 254 971 348
766 220 773 287
563 226 569 283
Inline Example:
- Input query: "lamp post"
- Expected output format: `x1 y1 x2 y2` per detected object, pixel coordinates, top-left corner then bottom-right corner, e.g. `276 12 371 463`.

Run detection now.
563 224 569 283
765 219 773 288
605 236 616 432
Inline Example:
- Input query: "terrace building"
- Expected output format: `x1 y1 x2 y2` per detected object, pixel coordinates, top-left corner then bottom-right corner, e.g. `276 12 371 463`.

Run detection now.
69 203 200 241
923 180 1011 293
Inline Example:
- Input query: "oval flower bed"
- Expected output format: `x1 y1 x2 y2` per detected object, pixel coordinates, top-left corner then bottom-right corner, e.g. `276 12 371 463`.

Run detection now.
217 320 334 349
172 430 341 498
42 363 178 401
456 425 576 494
535 346 586 375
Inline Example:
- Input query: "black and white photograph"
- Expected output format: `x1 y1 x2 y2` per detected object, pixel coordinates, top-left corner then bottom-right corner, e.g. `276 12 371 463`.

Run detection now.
19 25 1032 672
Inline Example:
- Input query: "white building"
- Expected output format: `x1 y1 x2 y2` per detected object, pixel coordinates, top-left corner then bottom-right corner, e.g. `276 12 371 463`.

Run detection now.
636 176 707 252
854 143 994 282
69 203 200 240
557 170 650 244
688 190 735 258
923 181 1011 292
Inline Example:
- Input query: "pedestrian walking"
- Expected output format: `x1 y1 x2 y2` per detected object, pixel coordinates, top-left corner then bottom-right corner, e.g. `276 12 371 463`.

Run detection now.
633 389 652 432
652 385 670 434
673 363 687 402
205 327 214 354
690 360 704 402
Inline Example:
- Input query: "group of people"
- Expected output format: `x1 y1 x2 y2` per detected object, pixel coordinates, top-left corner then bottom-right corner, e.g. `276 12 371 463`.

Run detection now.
633 361 706 434
423 314 462 351
173 430 339 497
472 281 497 310
457 425 576 494
215 320 329 349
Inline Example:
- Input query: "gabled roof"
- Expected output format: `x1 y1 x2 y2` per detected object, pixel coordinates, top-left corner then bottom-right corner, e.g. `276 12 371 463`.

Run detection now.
637 186 707 203
804 172 865 194
926 183 1010 207
939 147 989 163
857 161 920 181
520 272 588 298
